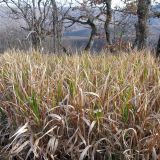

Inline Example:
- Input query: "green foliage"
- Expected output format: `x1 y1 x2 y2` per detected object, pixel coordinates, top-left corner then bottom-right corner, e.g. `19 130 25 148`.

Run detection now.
56 80 63 104
28 92 40 121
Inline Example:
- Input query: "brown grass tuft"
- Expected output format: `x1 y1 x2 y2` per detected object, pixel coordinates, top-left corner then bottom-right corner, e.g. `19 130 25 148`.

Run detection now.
0 50 160 159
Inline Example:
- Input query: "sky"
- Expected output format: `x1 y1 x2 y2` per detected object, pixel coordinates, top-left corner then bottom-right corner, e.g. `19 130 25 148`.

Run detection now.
58 0 124 8
112 0 124 8
57 0 123 8
58 0 160 8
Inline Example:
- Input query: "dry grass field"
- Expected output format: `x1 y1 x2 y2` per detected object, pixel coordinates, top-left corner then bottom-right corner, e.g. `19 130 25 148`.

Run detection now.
0 50 160 160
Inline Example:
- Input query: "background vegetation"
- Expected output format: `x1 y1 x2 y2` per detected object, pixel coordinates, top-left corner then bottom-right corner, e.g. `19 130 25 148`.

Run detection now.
0 0 159 54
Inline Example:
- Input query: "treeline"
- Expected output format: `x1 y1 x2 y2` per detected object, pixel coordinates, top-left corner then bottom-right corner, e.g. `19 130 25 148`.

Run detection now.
0 0 160 54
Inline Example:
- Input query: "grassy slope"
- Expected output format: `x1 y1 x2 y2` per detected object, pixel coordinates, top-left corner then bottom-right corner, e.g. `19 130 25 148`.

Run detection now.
0 50 160 160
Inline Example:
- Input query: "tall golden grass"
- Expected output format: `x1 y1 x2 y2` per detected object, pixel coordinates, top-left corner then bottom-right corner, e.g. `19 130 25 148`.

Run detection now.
0 50 160 160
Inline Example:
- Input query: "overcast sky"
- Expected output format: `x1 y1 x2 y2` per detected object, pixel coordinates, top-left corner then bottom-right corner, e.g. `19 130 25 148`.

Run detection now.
112 0 124 8
58 0 159 8
58 0 124 8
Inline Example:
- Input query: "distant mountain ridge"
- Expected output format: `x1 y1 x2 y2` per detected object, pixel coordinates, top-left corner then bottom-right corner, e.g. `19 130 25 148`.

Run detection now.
64 29 90 37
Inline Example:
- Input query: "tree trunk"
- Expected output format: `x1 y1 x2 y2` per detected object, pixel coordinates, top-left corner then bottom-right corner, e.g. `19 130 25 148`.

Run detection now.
104 0 112 45
85 19 97 51
156 36 160 57
51 0 62 53
31 32 41 51
134 0 151 50
132 23 138 49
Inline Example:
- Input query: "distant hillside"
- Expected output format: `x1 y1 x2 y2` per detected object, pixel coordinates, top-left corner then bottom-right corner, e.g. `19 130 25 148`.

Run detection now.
63 4 160 38
0 3 159 51
64 29 90 37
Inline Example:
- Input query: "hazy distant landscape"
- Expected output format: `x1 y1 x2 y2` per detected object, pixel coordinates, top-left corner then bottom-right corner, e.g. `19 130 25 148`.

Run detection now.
0 4 160 52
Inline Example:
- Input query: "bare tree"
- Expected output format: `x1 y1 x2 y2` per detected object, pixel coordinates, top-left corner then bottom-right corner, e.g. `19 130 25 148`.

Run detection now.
0 0 66 53
134 0 151 50
104 0 112 45
3 0 52 50
65 0 102 51
66 18 97 51
51 0 62 53
92 0 112 45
